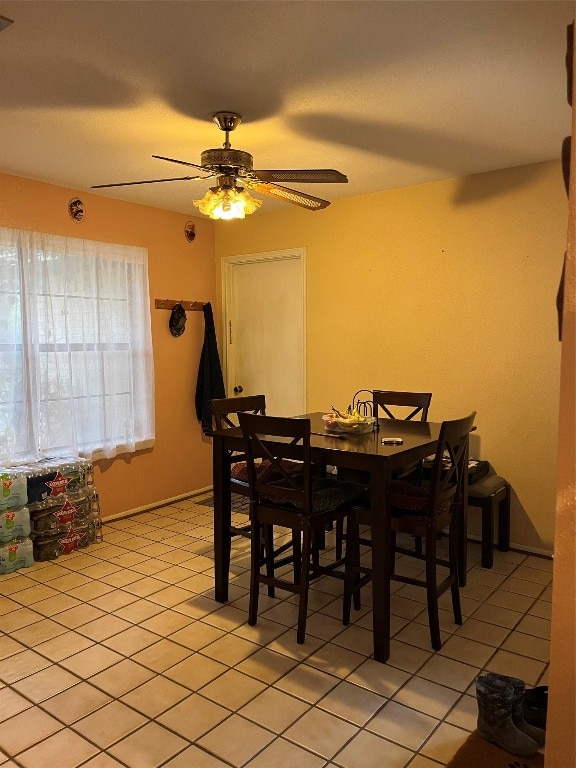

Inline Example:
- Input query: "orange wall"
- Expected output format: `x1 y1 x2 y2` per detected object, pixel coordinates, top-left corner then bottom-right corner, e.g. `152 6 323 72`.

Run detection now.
0 172 217 518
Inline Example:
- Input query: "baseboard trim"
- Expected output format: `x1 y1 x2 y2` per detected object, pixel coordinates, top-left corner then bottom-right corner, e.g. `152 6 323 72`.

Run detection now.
102 486 213 522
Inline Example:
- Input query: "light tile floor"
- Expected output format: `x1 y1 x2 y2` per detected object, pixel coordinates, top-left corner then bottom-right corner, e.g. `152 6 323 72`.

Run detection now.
0 492 551 768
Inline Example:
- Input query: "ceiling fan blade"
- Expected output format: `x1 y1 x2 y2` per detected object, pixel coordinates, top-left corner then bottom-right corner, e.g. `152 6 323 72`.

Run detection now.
251 169 347 184
152 154 209 173
249 182 330 210
91 175 206 189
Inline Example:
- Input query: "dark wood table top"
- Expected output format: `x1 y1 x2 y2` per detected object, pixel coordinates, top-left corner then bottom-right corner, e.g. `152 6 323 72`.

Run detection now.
305 412 440 459
211 411 440 457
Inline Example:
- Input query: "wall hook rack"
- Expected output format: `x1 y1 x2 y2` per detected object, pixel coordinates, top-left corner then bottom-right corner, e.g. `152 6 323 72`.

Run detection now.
155 299 206 311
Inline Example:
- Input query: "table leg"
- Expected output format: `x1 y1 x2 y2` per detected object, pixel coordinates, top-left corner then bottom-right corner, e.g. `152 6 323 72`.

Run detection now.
458 503 468 587
370 470 391 663
213 436 232 603
497 486 511 552
458 442 470 587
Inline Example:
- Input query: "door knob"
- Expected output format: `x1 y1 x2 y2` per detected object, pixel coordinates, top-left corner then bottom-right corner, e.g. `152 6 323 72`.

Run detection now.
234 386 243 394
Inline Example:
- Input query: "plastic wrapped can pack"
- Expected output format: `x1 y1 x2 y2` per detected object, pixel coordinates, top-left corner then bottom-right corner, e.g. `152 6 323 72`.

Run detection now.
0 537 34 573
30 505 68 535
32 531 66 561
0 507 31 543
0 470 28 511
73 518 97 548
25 467 58 508
58 461 88 494
33 494 91 530
56 524 89 555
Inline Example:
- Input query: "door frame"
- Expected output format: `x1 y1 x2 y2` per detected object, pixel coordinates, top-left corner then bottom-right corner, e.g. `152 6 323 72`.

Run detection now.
221 247 307 411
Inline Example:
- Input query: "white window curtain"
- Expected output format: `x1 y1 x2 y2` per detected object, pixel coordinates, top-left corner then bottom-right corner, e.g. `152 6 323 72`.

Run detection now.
0 227 155 462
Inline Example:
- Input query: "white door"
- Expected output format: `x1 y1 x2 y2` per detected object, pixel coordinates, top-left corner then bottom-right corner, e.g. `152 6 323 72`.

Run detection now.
222 248 306 416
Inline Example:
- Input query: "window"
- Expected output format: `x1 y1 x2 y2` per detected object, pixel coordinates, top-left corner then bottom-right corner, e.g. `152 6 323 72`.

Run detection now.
0 227 155 462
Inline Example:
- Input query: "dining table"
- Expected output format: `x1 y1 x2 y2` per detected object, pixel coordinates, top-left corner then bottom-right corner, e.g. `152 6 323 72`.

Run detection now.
210 411 444 663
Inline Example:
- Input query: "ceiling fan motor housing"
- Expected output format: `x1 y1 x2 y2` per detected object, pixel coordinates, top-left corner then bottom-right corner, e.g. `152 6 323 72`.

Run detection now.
201 148 253 171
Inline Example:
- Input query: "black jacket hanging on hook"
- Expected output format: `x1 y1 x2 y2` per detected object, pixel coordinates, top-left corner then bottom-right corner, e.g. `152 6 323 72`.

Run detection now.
195 302 225 434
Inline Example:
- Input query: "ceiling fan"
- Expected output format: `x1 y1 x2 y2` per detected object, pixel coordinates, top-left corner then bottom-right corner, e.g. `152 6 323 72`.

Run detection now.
92 111 348 219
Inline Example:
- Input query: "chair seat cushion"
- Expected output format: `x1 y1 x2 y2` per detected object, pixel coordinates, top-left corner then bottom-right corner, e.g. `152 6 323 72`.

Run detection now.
231 459 301 483
264 476 364 515
468 474 508 498
422 455 490 485
389 479 453 516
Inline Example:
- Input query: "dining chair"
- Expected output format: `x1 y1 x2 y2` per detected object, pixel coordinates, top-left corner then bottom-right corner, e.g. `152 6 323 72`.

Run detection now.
238 412 365 644
335 389 433 559
344 411 476 650
211 394 299 593
210 394 268 541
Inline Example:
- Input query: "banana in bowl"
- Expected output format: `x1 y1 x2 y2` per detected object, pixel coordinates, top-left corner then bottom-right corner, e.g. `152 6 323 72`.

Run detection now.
322 409 375 435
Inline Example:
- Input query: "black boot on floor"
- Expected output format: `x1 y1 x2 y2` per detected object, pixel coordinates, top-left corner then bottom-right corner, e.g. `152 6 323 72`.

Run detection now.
523 685 548 731
475 675 539 756
485 673 546 747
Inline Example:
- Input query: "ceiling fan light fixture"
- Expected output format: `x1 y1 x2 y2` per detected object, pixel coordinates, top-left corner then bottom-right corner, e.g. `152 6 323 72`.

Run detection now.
91 110 346 213
193 181 262 221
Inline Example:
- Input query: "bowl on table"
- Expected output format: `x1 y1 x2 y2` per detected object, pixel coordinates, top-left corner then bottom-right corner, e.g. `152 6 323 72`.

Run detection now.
322 414 376 435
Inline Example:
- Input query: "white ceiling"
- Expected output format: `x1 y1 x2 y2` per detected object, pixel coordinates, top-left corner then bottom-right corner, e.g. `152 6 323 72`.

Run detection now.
0 1 573 215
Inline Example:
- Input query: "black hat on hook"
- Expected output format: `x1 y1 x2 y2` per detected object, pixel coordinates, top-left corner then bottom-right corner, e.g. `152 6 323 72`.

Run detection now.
169 303 187 337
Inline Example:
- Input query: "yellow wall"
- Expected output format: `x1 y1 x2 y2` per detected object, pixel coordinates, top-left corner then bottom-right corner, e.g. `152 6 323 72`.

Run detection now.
0 172 217 518
216 160 567 551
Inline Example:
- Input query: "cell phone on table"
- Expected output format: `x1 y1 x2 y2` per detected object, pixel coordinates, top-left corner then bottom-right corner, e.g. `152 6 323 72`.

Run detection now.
381 437 403 445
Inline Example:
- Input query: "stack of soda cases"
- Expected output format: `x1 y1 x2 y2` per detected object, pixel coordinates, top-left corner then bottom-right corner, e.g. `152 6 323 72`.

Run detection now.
0 458 102 571
0 471 33 574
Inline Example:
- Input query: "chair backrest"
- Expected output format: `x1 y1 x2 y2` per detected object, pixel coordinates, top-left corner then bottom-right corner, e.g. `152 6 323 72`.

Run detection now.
238 412 312 513
428 412 476 514
373 390 432 422
211 396 269 501
211 394 267 431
